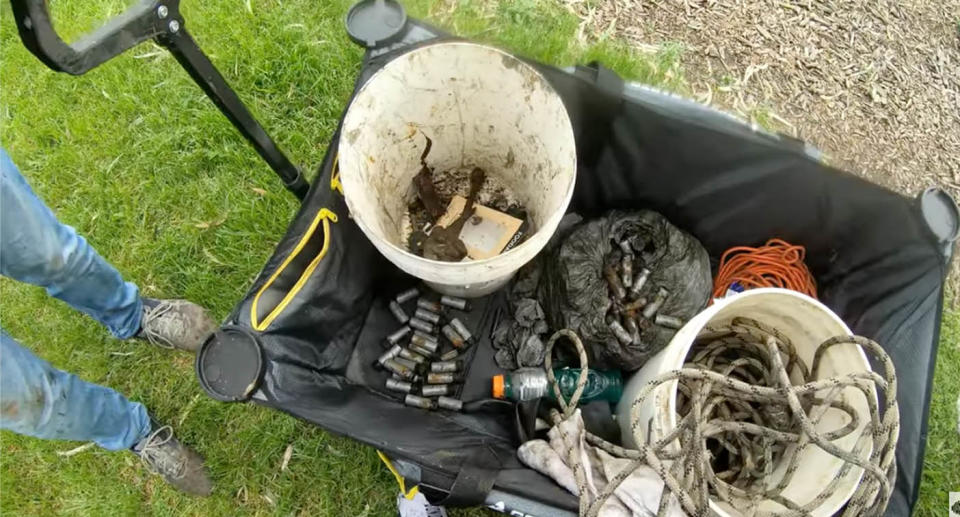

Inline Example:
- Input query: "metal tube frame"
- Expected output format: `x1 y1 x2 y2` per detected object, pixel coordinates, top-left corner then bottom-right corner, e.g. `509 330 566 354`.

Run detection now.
9 0 309 199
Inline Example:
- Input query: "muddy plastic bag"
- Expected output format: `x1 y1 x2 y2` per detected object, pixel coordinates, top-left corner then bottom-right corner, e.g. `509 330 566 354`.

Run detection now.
540 210 711 370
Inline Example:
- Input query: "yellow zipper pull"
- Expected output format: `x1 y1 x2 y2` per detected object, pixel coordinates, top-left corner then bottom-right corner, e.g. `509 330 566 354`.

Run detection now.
319 208 338 223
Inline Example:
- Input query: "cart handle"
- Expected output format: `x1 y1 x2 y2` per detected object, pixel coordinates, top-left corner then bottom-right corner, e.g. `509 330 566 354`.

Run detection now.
10 0 167 75
9 0 310 200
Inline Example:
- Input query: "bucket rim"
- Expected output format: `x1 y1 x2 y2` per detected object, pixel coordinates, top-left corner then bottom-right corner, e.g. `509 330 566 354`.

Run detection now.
337 40 577 280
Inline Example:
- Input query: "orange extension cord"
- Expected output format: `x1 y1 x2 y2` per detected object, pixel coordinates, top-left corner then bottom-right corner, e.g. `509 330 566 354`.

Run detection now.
712 238 817 299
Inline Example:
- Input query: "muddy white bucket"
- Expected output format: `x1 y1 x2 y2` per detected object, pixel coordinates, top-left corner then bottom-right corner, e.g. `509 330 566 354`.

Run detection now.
337 42 576 297
615 288 873 516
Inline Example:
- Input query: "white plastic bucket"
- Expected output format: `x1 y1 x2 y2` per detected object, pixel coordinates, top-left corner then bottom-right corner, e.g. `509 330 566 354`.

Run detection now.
338 42 576 297
615 288 874 516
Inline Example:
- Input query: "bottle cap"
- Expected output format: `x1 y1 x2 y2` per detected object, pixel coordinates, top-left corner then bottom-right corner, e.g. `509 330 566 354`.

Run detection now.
492 374 506 399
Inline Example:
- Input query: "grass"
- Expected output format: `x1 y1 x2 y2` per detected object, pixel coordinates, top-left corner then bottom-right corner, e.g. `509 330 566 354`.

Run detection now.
0 0 956 515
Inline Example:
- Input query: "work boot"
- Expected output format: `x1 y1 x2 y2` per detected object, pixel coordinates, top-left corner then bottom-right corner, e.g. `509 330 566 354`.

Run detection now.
132 424 212 496
135 298 215 352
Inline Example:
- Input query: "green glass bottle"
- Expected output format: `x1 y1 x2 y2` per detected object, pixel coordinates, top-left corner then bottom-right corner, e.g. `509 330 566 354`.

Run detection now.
492 367 623 404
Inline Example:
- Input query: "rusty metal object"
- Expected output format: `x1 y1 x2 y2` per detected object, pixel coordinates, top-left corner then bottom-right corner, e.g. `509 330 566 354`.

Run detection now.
426 372 456 384
416 298 443 313
414 308 441 325
398 347 426 364
383 358 416 380
442 324 465 348
604 262 627 300
449 318 473 343
622 297 648 313
411 331 439 352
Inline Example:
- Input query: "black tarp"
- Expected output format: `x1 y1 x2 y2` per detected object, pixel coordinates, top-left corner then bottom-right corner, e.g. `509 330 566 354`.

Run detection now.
206 30 947 516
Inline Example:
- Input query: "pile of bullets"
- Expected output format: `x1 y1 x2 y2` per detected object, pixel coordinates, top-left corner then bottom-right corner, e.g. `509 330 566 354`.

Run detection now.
374 287 475 412
604 240 685 346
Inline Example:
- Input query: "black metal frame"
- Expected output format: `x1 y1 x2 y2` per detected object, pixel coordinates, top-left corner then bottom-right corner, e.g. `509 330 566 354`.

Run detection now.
9 0 309 199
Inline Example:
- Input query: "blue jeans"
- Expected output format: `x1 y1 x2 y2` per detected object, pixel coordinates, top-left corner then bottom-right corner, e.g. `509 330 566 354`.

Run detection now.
0 148 150 450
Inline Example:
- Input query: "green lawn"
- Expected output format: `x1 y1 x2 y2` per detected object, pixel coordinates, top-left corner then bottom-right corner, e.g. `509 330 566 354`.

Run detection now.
0 0 956 515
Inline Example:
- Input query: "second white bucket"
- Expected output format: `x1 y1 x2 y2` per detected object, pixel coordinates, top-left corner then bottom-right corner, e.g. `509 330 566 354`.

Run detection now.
615 288 874 517
337 42 576 297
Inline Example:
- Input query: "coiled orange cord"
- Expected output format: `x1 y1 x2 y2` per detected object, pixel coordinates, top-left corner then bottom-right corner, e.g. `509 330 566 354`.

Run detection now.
712 239 817 299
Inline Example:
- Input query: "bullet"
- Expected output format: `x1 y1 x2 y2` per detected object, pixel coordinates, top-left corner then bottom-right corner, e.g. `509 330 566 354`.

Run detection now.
393 356 418 370
383 358 416 380
421 384 451 397
629 268 651 298
440 349 460 361
398 348 427 364
386 326 411 345
414 308 441 325
404 394 435 410
408 342 435 358
377 344 402 365
604 263 627 300
442 324 465 348
385 378 413 393
621 253 634 288
411 332 439 353
395 288 419 304
608 319 633 345
417 298 443 313
440 295 469 311
449 318 473 343
409 317 434 334
655 314 684 330
642 287 670 319
427 372 456 384
623 314 640 337
437 396 463 411
430 360 462 373
389 300 409 324
623 297 648 313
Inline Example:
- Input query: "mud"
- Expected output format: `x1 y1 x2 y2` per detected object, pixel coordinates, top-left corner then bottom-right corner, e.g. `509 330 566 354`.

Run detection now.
404 166 530 258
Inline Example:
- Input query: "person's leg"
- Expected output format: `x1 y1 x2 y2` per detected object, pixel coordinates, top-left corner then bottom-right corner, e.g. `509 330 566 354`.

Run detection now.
0 330 150 449
0 330 213 495
0 149 141 338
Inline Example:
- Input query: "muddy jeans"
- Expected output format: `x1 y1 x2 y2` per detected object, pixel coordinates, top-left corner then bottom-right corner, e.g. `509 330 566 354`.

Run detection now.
0 148 151 450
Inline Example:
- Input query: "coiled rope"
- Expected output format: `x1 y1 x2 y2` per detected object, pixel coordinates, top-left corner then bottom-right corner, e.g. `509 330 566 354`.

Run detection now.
542 317 898 517
712 239 818 300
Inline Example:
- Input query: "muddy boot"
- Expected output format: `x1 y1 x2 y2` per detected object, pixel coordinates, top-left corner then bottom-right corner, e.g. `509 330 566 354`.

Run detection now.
135 298 215 352
132 424 212 496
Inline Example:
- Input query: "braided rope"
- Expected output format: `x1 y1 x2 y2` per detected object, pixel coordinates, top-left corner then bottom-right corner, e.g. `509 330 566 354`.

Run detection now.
541 317 898 517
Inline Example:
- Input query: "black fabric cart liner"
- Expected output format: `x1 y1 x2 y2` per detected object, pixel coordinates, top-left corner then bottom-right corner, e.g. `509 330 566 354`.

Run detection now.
212 36 947 516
